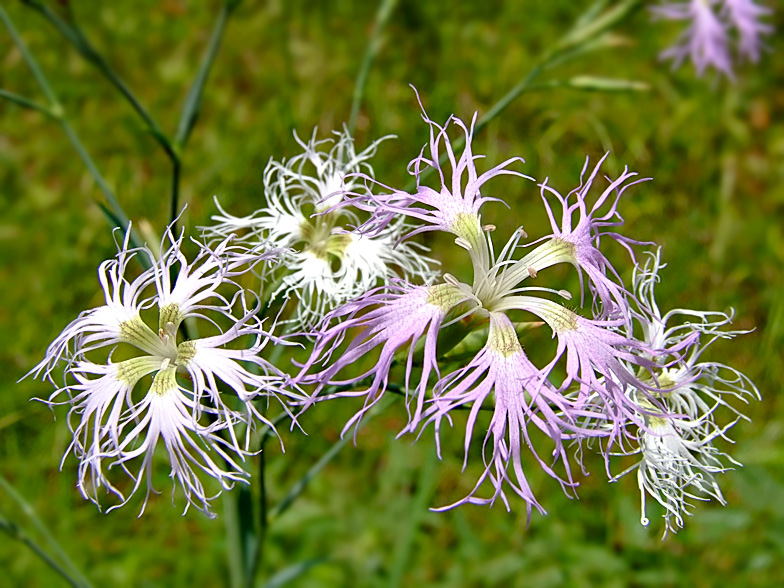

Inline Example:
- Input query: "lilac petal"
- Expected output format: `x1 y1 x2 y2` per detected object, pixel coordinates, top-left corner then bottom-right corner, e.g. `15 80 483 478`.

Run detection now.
298 280 469 432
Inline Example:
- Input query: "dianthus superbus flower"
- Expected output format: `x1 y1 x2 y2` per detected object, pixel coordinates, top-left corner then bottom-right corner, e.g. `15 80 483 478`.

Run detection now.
30 225 302 516
204 127 437 329
607 250 759 536
425 312 581 517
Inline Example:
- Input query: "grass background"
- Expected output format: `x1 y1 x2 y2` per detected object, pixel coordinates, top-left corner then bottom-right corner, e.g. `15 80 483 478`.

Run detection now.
1 0 783 586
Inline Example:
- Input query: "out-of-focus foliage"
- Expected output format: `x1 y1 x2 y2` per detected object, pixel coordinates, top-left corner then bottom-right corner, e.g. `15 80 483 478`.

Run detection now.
1 1 782 586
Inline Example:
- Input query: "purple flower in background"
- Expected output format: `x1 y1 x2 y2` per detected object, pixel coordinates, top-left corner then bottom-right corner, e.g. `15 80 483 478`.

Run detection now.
723 0 773 62
653 0 734 76
652 0 773 77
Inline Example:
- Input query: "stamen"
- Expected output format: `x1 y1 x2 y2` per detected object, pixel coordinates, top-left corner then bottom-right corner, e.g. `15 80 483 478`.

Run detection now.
527 267 538 279
482 224 496 232
443 273 460 286
454 237 472 251
558 289 572 300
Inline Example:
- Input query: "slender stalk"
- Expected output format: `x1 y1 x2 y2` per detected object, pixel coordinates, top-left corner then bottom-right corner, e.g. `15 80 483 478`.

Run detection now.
19 0 174 156
59 118 132 234
1 4 146 260
389 448 439 588
21 0 240 233
251 445 268 588
0 89 55 117
0 475 91 588
266 435 349 518
0 5 59 107
0 516 85 588
174 2 237 150
268 396 393 521
402 0 644 192
226 409 290 588
170 0 238 232
348 0 397 136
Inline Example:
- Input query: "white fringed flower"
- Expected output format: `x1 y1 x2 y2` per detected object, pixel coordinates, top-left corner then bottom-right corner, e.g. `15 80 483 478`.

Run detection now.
615 250 759 536
31 226 302 516
204 127 438 329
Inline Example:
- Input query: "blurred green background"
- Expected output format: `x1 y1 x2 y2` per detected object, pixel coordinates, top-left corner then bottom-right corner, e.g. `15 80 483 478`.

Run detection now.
2 1 783 586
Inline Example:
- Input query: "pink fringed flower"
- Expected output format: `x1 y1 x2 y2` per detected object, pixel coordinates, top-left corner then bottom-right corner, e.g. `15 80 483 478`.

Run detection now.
536 153 650 317
342 88 532 243
425 313 585 518
298 280 470 432
297 92 757 527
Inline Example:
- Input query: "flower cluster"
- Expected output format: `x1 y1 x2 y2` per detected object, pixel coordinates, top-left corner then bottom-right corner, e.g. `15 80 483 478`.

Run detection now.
204 127 437 329
29 96 758 532
30 226 302 516
294 99 758 531
652 0 773 77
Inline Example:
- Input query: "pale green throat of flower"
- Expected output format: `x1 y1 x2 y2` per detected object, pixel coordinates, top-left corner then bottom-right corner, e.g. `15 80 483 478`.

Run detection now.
116 303 195 395
298 211 353 262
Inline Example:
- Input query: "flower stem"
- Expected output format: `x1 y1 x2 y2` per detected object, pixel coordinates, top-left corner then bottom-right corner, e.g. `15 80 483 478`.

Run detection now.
0 474 92 588
348 0 398 136
0 5 146 263
19 0 175 156
402 0 643 192
0 517 85 588
0 89 54 117
20 0 239 234
170 0 237 232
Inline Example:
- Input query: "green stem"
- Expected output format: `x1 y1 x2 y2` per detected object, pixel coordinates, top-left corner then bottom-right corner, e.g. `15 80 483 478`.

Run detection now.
0 88 55 117
0 517 84 588
170 158 182 232
59 119 131 231
174 2 236 150
348 0 397 136
0 474 91 588
20 0 239 233
225 409 290 588
170 0 237 231
0 5 59 106
1 4 147 261
20 0 174 156
251 444 268 588
268 395 392 522
21 0 182 231
402 0 643 192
